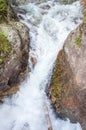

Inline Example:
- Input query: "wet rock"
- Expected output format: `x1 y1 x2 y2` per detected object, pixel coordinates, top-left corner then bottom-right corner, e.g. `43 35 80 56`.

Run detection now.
81 0 86 24
31 57 37 68
50 23 86 130
22 122 30 130
57 0 77 4
39 4 51 10
14 0 49 5
0 22 29 98
0 85 19 99
80 0 86 6
14 0 78 5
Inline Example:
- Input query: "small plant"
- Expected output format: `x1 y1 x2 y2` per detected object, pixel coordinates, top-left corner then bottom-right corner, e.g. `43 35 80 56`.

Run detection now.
0 0 8 22
75 37 82 47
83 9 86 16
0 56 3 64
0 31 11 64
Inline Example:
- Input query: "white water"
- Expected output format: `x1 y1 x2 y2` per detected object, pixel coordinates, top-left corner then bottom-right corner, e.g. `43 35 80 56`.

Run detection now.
0 1 83 130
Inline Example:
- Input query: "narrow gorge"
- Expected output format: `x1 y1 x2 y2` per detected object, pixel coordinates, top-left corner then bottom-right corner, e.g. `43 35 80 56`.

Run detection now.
0 0 86 130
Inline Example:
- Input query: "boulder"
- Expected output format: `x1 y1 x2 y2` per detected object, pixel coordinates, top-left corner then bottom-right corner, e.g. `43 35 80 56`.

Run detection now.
0 22 30 99
14 0 48 5
14 0 77 5
80 0 86 6
50 23 86 130
58 0 77 4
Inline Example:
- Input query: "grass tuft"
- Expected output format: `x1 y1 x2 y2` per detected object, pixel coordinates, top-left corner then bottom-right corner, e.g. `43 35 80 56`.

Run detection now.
75 37 82 47
0 31 11 64
0 0 8 22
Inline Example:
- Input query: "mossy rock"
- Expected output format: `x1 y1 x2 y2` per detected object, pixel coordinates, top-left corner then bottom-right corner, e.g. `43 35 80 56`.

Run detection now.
0 0 8 22
75 37 82 47
59 0 77 4
50 49 74 112
0 31 11 64
50 50 66 111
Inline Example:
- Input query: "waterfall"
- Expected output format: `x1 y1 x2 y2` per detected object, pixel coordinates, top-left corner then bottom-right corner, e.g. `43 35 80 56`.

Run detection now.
0 1 83 130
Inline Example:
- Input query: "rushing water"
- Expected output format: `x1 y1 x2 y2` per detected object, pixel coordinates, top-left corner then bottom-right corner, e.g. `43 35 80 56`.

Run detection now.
0 1 83 130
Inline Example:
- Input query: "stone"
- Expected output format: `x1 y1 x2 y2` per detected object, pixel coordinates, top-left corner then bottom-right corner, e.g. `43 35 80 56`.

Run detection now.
14 0 77 5
80 0 86 6
0 22 30 98
14 0 48 5
31 57 37 68
58 0 77 4
50 23 86 130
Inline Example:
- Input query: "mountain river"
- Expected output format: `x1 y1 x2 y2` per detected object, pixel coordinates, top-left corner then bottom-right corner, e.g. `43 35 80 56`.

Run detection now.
0 0 83 130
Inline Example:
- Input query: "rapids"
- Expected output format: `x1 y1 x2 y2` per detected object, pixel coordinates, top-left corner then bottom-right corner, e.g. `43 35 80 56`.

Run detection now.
0 1 83 130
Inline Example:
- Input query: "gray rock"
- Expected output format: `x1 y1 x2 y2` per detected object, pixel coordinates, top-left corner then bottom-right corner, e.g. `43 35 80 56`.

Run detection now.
57 0 77 4
14 0 47 5
0 22 29 98
50 23 86 130
14 0 77 5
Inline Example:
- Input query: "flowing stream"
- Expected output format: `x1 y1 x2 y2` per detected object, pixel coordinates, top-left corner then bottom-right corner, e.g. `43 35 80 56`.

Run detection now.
0 1 83 130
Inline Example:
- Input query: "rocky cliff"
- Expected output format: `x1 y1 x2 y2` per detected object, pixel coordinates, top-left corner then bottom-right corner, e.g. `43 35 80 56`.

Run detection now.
0 0 30 100
50 7 86 130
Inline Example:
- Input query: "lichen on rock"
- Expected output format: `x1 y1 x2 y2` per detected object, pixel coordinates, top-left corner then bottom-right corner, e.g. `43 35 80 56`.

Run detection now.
58 0 77 4
50 22 86 130
0 0 29 99
0 0 30 99
0 31 11 64
80 0 86 24
0 22 30 99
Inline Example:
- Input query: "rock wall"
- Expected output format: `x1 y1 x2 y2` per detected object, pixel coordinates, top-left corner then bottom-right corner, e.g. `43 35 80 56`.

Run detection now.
0 22 30 99
50 22 86 130
0 1 30 100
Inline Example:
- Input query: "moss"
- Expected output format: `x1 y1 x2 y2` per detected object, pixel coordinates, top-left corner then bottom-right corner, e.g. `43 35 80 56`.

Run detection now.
50 51 65 110
0 31 11 64
50 50 73 112
0 56 3 64
0 0 8 22
60 0 75 4
83 9 86 16
75 37 82 47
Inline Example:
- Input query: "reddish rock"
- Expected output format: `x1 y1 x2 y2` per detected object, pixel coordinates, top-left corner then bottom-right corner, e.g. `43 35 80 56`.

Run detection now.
80 0 86 6
50 23 86 130
31 57 37 67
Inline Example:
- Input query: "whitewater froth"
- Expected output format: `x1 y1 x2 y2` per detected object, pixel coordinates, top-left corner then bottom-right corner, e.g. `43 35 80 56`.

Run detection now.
0 1 83 130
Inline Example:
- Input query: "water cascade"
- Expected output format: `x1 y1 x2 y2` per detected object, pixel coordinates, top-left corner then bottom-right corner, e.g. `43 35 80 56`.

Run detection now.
0 1 83 130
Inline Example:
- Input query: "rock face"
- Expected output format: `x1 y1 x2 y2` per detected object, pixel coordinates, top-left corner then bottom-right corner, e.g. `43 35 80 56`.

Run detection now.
0 22 29 98
50 23 86 130
14 0 77 5
80 0 86 6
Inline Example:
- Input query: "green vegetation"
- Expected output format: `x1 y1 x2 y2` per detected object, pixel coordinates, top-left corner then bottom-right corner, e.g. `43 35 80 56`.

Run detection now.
50 50 73 112
0 31 11 64
75 37 82 47
83 9 86 16
50 51 64 111
0 0 8 22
